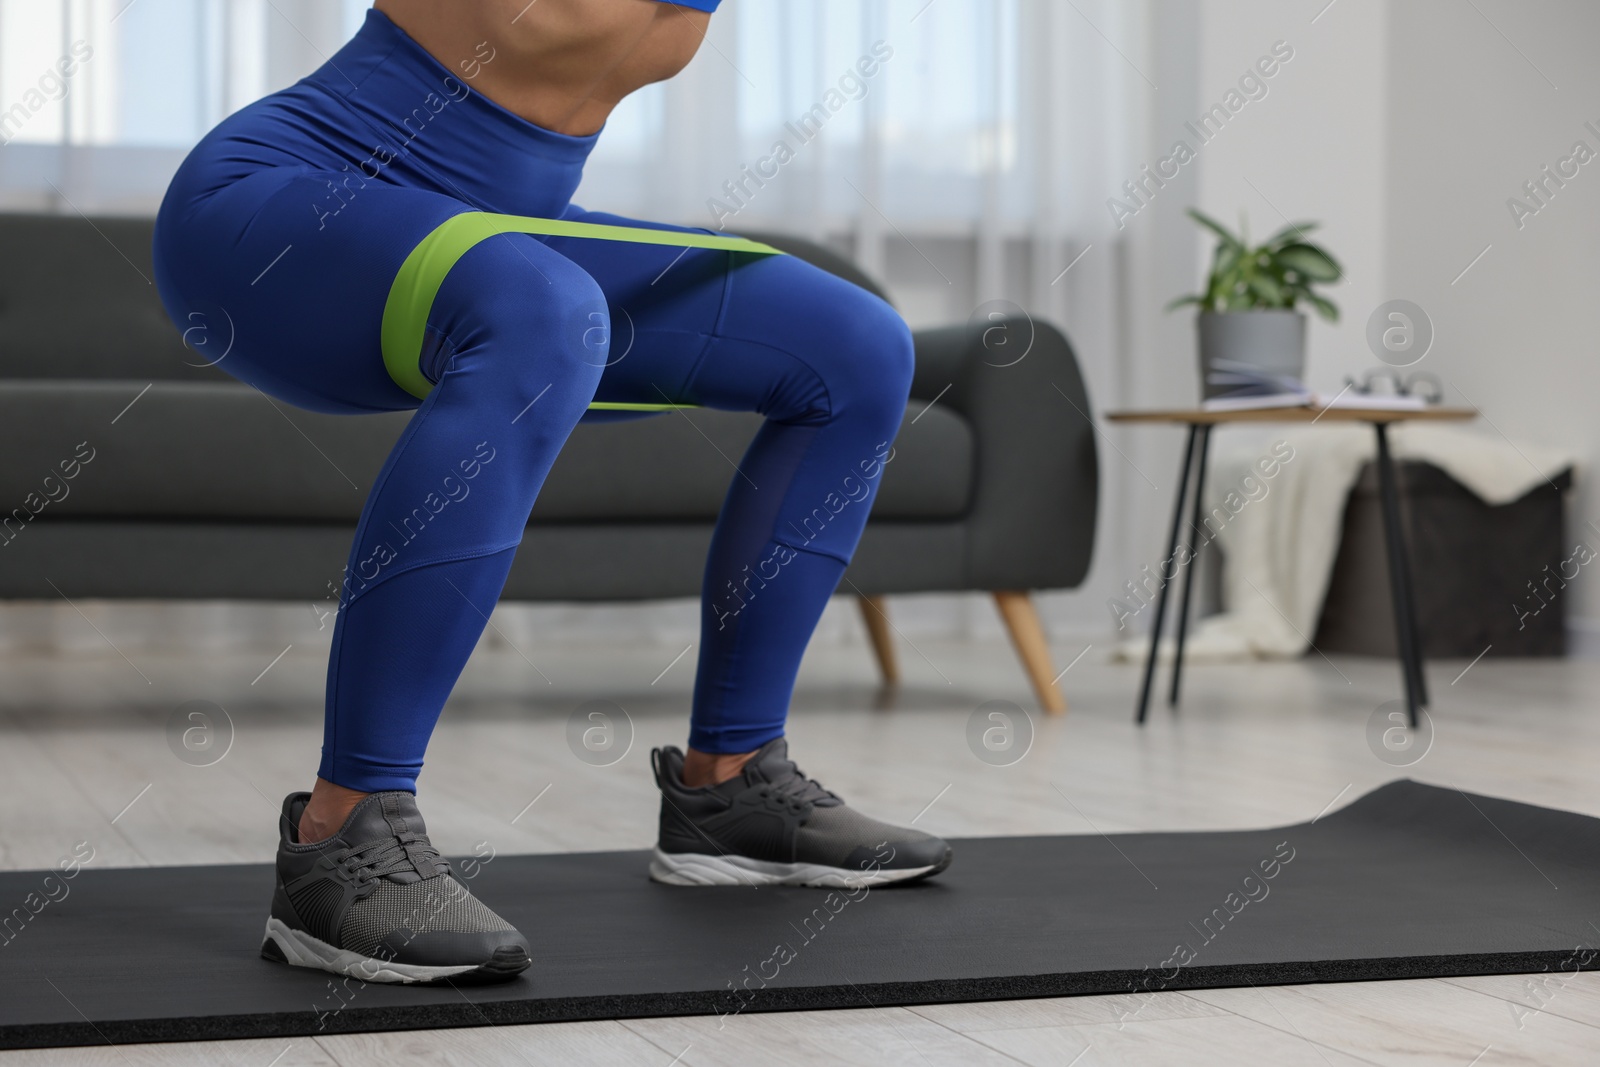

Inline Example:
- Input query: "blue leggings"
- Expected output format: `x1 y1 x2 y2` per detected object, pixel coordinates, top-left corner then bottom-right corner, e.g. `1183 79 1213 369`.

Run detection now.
152 11 912 793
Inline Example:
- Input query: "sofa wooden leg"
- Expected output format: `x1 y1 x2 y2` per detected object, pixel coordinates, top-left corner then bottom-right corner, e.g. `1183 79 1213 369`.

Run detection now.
993 591 1067 715
857 594 900 686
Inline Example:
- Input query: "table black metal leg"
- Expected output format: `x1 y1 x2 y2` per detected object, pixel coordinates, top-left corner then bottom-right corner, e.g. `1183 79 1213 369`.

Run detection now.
1388 437 1429 709
1374 422 1426 728
1137 425 1199 725
1169 424 1212 707
1391 458 1429 710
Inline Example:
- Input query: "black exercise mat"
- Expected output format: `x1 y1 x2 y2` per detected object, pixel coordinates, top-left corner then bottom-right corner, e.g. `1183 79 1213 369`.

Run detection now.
3 779 1598 1049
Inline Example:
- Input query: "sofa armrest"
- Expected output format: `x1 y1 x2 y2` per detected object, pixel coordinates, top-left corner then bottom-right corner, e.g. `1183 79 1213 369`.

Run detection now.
907 317 1098 591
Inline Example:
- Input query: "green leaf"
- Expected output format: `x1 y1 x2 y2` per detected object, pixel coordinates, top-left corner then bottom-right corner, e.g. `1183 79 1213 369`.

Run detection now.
1213 241 1244 278
1248 273 1287 306
1275 244 1342 282
1186 208 1242 249
1262 221 1319 249
1176 208 1341 317
1219 270 1247 305
1206 261 1235 308
1303 292 1340 322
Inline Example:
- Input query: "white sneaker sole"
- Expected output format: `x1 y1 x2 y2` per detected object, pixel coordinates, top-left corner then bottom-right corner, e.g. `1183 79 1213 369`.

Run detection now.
261 917 483 984
649 847 939 888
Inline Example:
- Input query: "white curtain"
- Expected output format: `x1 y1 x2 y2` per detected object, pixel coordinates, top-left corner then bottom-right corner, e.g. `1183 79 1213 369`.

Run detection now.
0 0 1149 651
586 0 1141 333
1 0 1140 315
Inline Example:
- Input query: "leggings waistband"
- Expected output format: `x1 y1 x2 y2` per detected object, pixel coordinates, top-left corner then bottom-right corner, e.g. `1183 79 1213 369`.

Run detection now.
303 9 601 217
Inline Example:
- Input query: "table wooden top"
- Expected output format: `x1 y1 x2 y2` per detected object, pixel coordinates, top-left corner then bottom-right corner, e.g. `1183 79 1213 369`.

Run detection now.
1105 406 1477 425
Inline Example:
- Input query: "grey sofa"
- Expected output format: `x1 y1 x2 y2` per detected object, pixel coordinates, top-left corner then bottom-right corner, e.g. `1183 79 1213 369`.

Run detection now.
0 213 1098 710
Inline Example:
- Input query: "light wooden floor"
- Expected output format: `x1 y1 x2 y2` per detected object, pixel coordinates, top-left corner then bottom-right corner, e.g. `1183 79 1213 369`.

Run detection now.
2 627 1599 1066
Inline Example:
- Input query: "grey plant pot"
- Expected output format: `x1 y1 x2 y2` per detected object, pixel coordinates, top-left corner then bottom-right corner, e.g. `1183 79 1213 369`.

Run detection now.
1196 309 1307 399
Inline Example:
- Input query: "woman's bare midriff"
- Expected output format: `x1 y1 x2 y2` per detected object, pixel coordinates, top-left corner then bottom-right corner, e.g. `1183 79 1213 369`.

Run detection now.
373 0 710 136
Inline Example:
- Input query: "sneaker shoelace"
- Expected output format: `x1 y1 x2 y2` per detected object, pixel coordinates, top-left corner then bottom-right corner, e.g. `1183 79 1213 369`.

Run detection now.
756 757 841 808
334 832 447 886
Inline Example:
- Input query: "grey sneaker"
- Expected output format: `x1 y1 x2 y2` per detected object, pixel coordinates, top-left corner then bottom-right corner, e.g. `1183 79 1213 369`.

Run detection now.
261 791 530 984
650 738 952 887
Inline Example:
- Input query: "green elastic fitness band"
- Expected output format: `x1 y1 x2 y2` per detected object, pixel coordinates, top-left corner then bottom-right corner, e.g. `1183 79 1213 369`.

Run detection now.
380 212 784 404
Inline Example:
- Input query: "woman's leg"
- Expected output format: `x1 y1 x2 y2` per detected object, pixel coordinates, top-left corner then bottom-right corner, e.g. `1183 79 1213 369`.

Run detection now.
314 232 608 811
544 210 915 772
157 177 609 829
547 211 949 886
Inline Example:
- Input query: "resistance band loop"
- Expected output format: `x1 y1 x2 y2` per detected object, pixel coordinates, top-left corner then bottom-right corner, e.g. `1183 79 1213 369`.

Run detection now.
381 212 784 404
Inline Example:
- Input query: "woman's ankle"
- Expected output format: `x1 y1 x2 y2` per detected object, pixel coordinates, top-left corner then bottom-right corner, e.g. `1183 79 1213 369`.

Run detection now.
297 777 370 843
681 747 758 788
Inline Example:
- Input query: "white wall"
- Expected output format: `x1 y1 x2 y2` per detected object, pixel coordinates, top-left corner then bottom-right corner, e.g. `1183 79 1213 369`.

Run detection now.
1071 0 1202 650
1161 0 1600 649
1059 0 1399 653
1194 0 1390 393
774 0 1600 660
1383 0 1600 641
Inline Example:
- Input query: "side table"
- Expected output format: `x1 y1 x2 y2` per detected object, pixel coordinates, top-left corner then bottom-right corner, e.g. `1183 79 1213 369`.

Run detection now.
1105 406 1477 727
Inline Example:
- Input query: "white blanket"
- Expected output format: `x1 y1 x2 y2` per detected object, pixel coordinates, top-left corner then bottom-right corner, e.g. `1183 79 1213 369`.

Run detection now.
1114 422 1578 662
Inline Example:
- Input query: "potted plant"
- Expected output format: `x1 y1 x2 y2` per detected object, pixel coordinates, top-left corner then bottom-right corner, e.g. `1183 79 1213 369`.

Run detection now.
1167 209 1343 400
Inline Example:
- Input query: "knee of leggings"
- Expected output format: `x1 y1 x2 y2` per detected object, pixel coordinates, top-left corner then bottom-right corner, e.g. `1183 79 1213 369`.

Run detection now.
799 285 915 428
427 235 610 398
